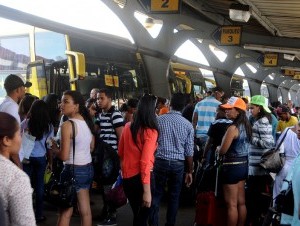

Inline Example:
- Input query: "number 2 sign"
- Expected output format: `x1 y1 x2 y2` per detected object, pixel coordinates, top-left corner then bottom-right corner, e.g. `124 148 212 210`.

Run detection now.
150 0 181 13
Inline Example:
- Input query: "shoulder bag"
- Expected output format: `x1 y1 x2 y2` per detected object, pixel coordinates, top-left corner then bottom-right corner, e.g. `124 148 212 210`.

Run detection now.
49 120 77 208
260 128 290 174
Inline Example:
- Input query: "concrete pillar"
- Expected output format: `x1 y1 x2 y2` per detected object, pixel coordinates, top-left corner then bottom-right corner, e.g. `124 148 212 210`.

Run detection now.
214 72 231 97
248 80 261 96
268 86 279 104
143 55 171 98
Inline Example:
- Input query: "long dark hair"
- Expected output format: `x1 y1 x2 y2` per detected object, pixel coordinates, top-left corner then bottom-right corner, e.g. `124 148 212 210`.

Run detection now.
43 93 60 128
232 108 252 141
0 112 19 141
27 100 51 140
130 94 159 145
63 90 94 133
255 105 272 124
18 95 38 121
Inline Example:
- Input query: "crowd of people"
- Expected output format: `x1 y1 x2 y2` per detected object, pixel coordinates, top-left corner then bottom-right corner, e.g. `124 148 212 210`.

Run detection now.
1 74 300 226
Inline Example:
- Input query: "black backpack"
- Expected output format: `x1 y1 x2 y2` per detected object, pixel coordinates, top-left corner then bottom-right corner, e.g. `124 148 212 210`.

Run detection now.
93 112 120 185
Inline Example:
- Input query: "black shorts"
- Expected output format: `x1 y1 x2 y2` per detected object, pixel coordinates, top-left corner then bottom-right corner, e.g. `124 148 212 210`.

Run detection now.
220 162 248 184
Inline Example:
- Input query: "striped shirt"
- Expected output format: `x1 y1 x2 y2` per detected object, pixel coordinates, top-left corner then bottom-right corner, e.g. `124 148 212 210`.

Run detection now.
156 111 194 160
98 106 124 151
194 96 221 138
249 116 275 176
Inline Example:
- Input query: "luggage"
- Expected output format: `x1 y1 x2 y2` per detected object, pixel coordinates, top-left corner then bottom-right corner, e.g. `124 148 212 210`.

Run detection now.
195 163 217 193
195 191 216 225
194 161 226 226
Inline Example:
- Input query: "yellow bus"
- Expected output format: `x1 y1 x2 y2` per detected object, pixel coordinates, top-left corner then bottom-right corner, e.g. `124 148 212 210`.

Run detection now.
0 18 146 103
0 18 208 103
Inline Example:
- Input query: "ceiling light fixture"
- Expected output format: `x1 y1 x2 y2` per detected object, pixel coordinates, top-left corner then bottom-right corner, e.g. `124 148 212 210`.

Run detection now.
283 54 295 61
244 44 300 55
229 3 251 22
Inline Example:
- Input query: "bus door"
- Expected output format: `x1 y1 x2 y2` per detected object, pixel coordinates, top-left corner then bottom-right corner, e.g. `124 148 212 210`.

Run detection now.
26 50 86 98
26 60 47 98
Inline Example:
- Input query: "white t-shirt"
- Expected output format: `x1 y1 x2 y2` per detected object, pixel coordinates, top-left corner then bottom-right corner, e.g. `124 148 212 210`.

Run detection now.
0 96 20 124
0 96 24 160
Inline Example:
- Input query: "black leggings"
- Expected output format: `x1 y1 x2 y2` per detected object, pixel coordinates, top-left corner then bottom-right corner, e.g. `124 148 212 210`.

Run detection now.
123 174 151 226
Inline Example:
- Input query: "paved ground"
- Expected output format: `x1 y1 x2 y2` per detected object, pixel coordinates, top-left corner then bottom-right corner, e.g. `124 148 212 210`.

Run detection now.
38 189 196 226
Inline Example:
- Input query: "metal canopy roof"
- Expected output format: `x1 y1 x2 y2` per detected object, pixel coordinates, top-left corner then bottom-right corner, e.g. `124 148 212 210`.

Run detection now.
183 0 300 39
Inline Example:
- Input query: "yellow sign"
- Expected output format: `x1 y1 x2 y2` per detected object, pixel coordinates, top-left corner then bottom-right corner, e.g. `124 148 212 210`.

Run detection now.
263 53 278 66
151 0 180 12
220 26 242 45
293 72 300 80
104 74 119 87
113 76 119 87
284 69 295 76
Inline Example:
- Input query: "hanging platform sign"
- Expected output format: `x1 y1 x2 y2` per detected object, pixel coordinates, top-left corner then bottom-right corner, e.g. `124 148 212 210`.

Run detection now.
220 26 242 45
139 0 181 13
263 53 278 66
151 0 180 13
293 72 300 80
212 26 242 46
284 69 295 76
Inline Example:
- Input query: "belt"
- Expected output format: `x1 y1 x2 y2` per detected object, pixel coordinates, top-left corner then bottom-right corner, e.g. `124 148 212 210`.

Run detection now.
156 158 184 162
223 161 247 166
65 162 92 167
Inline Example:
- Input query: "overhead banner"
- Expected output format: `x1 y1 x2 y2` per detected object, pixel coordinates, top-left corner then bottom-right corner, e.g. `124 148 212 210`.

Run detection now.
263 53 278 66
220 26 242 45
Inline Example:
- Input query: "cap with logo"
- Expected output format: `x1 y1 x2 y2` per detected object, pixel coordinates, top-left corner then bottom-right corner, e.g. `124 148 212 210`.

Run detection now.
4 74 32 92
221 96 246 111
250 95 271 113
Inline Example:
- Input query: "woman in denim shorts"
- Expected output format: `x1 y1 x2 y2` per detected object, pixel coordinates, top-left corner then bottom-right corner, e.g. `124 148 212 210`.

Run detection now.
216 97 252 226
51 90 95 226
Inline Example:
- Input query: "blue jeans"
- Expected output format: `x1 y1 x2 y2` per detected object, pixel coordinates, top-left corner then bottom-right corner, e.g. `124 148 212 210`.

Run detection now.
149 158 185 226
23 156 47 219
61 163 94 192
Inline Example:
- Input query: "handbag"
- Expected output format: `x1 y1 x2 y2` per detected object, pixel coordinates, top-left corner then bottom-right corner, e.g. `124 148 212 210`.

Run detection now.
49 120 77 208
106 174 127 208
260 128 290 173
275 179 294 216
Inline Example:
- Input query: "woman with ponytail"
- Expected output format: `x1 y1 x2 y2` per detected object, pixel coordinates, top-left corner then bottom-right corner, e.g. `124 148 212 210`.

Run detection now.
51 90 94 226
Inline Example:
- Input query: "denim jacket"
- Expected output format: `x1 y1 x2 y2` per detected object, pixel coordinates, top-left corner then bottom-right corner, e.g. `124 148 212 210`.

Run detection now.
224 125 249 160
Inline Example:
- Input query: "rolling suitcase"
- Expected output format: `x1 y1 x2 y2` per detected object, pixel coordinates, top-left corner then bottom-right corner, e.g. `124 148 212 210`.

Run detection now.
195 191 216 225
194 161 226 226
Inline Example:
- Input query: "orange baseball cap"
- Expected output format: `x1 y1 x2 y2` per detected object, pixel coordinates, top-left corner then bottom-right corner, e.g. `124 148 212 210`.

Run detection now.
221 96 247 111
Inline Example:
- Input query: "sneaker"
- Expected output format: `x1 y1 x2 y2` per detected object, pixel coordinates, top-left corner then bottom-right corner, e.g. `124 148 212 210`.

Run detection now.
97 218 117 226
